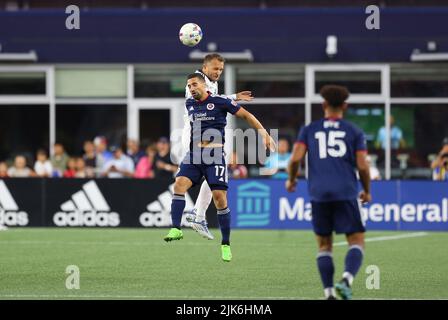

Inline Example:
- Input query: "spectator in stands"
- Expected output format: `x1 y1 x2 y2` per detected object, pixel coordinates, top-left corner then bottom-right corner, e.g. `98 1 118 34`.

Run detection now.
0 161 9 178
8 155 35 177
153 137 178 179
34 149 53 178
94 136 113 172
432 144 448 181
63 157 77 178
127 138 145 166
102 145 134 178
51 143 69 177
431 137 448 171
75 157 89 178
263 138 291 179
228 151 248 179
376 115 406 150
82 140 97 177
432 153 448 181
134 144 156 179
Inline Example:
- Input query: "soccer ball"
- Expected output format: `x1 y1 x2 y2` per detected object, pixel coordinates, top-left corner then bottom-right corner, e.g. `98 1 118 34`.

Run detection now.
179 23 203 47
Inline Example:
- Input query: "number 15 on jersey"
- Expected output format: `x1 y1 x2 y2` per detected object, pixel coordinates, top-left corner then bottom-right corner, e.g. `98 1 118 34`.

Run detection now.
314 131 347 159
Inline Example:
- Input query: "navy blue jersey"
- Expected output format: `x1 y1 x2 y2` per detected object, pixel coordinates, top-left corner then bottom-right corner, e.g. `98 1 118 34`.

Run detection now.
186 93 241 151
297 117 367 202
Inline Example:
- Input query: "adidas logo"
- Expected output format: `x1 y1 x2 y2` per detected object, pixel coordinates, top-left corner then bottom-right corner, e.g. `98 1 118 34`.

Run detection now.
189 106 194 111
53 181 120 227
139 183 194 227
0 180 29 226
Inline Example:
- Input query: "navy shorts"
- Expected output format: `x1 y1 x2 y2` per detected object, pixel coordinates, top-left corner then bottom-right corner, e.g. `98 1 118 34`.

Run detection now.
311 200 366 236
176 149 228 191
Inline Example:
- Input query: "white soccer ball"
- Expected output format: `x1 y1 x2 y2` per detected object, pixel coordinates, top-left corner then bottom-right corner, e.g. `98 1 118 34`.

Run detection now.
179 23 203 47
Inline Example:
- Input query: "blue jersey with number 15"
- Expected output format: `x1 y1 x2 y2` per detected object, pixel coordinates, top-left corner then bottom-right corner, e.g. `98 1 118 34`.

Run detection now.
297 117 367 202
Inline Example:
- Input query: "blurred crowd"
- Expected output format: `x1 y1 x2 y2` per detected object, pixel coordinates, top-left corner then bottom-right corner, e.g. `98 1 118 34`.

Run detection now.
0 136 249 180
0 136 179 180
0 134 446 181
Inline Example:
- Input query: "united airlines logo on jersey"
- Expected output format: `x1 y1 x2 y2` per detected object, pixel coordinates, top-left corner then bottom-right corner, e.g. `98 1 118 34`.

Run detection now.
139 184 194 227
235 181 271 227
53 181 120 227
0 180 29 226
206 103 215 110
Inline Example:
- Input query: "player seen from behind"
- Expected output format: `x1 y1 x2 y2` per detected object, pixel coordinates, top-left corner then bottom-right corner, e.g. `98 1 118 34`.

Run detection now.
286 85 372 300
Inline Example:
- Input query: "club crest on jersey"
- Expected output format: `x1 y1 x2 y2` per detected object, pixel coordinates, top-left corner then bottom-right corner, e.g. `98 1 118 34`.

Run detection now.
207 103 215 110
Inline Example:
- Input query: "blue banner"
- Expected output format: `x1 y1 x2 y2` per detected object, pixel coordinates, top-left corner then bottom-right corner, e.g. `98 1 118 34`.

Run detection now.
228 180 448 231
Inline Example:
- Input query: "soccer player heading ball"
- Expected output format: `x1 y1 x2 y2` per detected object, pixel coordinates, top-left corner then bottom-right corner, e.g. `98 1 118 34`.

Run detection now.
286 85 372 300
164 73 276 262
182 53 254 240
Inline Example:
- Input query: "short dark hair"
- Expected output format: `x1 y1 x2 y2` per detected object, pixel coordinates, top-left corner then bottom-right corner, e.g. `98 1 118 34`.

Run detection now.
320 85 350 108
203 53 225 64
187 73 205 82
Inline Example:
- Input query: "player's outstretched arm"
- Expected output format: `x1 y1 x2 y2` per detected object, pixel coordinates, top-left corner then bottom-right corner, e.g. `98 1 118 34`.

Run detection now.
234 107 276 152
286 142 307 192
356 151 372 203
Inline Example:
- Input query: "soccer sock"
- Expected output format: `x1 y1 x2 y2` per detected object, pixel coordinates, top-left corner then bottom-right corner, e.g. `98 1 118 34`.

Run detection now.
217 207 231 245
170 194 186 229
194 181 213 221
343 245 364 286
316 251 335 295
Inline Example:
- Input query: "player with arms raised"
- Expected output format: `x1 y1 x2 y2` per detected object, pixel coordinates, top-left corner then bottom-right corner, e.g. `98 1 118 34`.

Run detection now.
164 73 275 262
183 53 253 240
286 85 371 300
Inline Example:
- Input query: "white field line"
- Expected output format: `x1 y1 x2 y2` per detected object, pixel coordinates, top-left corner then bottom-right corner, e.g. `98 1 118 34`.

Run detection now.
0 232 429 247
333 232 428 247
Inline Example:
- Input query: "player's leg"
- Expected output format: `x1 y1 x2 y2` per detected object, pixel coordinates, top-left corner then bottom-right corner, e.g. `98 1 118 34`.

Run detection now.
334 232 364 299
344 232 365 285
311 201 337 299
316 234 336 299
186 179 213 222
204 149 231 260
163 176 193 242
186 178 214 240
333 200 366 299
194 179 213 221
211 189 232 262
164 160 201 242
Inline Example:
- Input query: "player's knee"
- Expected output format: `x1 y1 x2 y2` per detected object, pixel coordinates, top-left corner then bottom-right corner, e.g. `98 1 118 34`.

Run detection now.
346 232 365 248
174 177 190 194
318 244 332 252
212 191 227 209
317 236 333 252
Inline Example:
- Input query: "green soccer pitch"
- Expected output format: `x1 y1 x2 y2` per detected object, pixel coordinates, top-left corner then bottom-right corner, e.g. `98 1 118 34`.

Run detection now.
0 228 447 300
